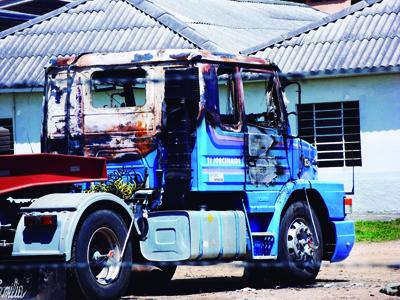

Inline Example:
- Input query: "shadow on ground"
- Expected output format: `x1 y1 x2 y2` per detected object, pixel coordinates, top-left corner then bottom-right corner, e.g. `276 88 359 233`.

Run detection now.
124 275 349 298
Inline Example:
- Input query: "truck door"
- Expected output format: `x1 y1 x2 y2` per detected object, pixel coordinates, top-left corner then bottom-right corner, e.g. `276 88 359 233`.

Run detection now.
243 71 291 193
43 70 83 154
79 67 162 189
196 65 245 191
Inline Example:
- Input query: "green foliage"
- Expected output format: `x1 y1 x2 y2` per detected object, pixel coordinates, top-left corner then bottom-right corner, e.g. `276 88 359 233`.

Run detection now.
86 178 137 200
355 219 400 242
85 166 146 200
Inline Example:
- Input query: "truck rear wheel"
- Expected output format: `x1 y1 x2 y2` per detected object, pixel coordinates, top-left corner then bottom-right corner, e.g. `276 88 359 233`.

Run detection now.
278 201 323 283
70 210 132 300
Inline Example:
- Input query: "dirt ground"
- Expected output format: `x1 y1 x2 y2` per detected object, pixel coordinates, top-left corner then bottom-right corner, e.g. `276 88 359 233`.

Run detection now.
123 240 400 299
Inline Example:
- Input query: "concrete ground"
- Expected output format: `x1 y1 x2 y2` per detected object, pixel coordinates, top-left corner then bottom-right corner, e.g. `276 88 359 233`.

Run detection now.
122 241 400 299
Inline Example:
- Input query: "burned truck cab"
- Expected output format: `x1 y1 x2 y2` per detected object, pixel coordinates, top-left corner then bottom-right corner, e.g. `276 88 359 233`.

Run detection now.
43 50 317 209
0 50 354 300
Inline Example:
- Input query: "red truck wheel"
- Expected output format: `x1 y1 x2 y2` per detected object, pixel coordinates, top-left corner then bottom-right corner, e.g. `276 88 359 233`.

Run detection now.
70 210 132 299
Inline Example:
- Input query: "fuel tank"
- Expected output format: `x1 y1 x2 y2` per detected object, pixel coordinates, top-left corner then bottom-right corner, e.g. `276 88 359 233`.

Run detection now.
140 210 247 261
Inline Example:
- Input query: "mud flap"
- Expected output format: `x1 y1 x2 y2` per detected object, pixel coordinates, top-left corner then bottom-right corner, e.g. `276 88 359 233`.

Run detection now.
0 257 66 300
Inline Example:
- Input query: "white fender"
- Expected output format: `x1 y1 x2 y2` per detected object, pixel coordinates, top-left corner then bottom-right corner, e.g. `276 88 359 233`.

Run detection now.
12 192 133 261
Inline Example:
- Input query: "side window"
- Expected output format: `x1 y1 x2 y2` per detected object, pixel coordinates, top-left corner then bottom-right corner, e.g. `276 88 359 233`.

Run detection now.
91 69 146 108
242 71 284 128
217 67 240 127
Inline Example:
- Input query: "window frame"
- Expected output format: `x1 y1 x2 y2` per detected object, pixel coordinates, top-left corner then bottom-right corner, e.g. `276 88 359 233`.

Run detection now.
0 118 14 155
215 65 243 132
297 100 362 168
241 69 287 130
86 67 150 112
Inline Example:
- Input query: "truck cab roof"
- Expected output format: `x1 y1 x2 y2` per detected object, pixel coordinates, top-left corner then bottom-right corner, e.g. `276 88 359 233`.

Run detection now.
48 49 278 71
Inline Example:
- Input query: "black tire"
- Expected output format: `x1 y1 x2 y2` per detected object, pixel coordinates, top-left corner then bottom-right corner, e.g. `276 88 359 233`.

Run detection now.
278 201 323 283
243 201 322 286
70 210 132 300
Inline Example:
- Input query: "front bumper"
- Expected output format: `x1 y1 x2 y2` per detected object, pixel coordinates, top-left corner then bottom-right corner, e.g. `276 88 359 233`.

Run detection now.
330 220 355 262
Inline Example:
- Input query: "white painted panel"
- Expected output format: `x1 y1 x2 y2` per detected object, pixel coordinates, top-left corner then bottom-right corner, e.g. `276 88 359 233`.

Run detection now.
14 92 42 154
0 94 13 118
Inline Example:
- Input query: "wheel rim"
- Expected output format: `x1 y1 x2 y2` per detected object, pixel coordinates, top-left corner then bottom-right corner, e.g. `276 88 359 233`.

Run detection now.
286 218 316 262
87 227 122 285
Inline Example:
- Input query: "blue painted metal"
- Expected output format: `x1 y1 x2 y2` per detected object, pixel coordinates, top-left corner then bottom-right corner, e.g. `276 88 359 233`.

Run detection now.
255 179 346 257
106 149 158 188
330 220 355 262
194 121 245 191
245 191 278 213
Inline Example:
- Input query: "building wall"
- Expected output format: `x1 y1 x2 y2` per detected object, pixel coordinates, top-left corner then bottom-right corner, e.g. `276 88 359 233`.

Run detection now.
284 73 400 213
0 92 42 154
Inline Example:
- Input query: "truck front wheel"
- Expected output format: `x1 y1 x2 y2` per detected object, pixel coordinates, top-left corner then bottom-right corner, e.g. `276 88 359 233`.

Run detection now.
70 210 132 300
278 201 323 283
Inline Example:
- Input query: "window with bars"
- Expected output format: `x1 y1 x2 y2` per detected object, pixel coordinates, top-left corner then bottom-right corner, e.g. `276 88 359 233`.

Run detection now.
0 118 14 155
297 101 361 168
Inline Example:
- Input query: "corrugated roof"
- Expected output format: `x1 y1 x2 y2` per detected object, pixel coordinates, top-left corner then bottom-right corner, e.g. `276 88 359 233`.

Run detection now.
0 0 201 88
150 0 325 53
244 0 400 76
0 0 325 89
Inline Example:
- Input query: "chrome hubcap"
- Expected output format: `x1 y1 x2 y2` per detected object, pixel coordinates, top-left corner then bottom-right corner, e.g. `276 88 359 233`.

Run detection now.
286 219 316 261
87 227 122 285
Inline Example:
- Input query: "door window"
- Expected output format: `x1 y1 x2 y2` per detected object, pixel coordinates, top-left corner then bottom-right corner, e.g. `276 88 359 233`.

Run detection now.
216 66 242 131
242 71 285 129
91 68 146 109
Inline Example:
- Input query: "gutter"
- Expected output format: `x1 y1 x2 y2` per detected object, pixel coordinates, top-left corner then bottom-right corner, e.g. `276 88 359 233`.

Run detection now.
281 66 400 81
0 87 43 93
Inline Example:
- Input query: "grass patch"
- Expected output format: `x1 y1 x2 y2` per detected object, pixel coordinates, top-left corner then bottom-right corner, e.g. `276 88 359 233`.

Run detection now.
355 219 400 242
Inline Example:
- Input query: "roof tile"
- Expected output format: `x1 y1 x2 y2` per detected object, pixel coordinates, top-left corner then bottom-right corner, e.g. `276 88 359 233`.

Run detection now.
248 0 400 75
0 0 324 88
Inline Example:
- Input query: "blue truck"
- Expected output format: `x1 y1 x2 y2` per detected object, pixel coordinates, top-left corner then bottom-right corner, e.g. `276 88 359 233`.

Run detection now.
0 49 354 299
